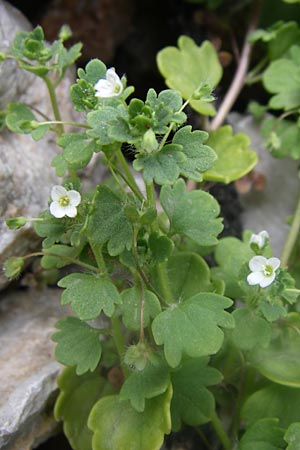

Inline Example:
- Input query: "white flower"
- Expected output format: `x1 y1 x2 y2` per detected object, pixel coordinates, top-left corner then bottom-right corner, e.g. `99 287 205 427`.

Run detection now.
249 230 269 249
49 185 81 218
247 255 280 288
94 68 123 98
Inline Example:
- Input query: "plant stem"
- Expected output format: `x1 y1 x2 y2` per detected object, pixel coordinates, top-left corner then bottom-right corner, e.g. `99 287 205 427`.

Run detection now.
36 120 91 129
210 0 262 131
23 251 100 273
89 240 107 275
211 411 232 450
116 149 144 201
155 263 173 305
281 195 300 268
43 75 64 135
111 314 129 378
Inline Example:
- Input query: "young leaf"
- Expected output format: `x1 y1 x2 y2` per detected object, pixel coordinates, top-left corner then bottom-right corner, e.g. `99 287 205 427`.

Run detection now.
170 357 222 431
58 272 122 320
87 105 128 145
238 418 285 450
152 293 233 367
231 308 272 351
160 178 223 246
54 367 113 450
242 384 300 429
203 126 258 184
133 144 185 185
78 58 107 84
87 186 133 256
157 36 222 115
249 315 300 387
52 317 102 375
121 286 161 331
263 45 300 110
88 387 172 450
284 423 300 449
172 125 217 181
5 103 36 134
120 354 170 412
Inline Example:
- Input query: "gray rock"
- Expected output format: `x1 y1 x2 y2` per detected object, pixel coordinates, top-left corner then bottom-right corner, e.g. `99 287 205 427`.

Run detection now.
228 112 300 258
0 287 66 449
0 1 78 289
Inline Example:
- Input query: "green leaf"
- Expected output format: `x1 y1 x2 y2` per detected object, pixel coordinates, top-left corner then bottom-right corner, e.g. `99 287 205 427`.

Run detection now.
242 384 300 428
5 103 36 134
203 126 258 183
121 286 161 331
120 354 170 412
87 105 128 145
3 256 24 279
172 126 217 181
57 133 97 169
88 387 172 450
58 272 122 320
171 357 222 431
78 58 107 84
31 123 50 140
238 418 285 450
41 244 79 269
284 423 300 449
231 308 272 351
87 186 133 256
160 179 223 246
152 252 219 302
152 292 233 367
52 317 102 375
249 317 300 387
34 210 68 247
157 36 222 115
133 144 185 185
57 42 82 74
268 21 300 61
148 232 174 263
263 45 300 110
54 367 113 450
211 236 255 298
261 116 300 159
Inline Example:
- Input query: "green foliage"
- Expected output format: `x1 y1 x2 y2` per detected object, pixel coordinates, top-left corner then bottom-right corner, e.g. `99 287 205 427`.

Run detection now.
55 367 114 450
121 286 161 331
231 308 272 351
203 126 258 183
261 116 300 159
170 357 222 430
58 272 122 320
238 418 285 450
160 179 223 246
157 36 222 115
52 317 102 374
87 186 133 256
57 133 98 171
3 256 24 279
152 292 234 367
284 423 300 449
88 387 172 450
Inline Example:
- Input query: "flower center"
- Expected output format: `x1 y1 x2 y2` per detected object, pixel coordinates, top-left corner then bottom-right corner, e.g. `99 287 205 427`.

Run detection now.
58 195 70 207
262 264 274 277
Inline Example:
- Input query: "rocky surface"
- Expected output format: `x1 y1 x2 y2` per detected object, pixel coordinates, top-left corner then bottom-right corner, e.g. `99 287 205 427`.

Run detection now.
229 112 300 258
0 287 65 450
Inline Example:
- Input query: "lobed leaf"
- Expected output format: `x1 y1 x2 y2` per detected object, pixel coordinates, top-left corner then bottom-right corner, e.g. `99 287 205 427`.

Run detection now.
121 286 161 331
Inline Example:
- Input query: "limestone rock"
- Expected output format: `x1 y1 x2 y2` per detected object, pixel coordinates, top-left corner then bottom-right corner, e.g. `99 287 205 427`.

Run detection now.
0 287 65 449
228 112 300 257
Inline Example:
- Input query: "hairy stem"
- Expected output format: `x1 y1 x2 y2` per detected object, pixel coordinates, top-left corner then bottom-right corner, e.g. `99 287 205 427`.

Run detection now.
111 314 129 378
211 411 232 450
43 75 64 135
281 195 300 268
210 0 262 131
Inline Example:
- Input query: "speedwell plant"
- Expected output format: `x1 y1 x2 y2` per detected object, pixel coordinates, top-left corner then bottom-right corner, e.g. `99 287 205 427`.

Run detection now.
2 1 300 447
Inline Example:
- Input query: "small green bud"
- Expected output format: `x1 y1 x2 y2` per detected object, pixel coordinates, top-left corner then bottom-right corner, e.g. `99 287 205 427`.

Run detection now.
192 84 215 102
6 216 27 230
124 343 152 371
0 52 7 63
268 131 281 150
141 129 158 153
3 256 25 279
59 25 72 42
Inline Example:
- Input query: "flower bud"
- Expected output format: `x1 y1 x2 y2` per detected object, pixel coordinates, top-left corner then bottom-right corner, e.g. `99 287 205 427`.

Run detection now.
6 216 27 230
3 257 25 279
141 129 158 153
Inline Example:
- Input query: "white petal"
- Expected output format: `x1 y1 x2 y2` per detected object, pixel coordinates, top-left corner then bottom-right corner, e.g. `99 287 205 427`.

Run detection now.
249 234 261 246
68 190 81 207
259 230 269 240
50 201 65 218
65 205 77 218
268 257 281 271
249 255 267 272
51 185 67 201
260 273 275 288
106 67 118 83
247 271 264 286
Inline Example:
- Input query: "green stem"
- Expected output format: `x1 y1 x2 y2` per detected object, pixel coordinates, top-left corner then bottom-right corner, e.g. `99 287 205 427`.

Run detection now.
116 149 144 201
155 263 173 305
24 251 100 273
36 120 91 129
281 195 300 268
111 314 129 378
89 240 107 275
211 411 232 450
43 75 63 135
